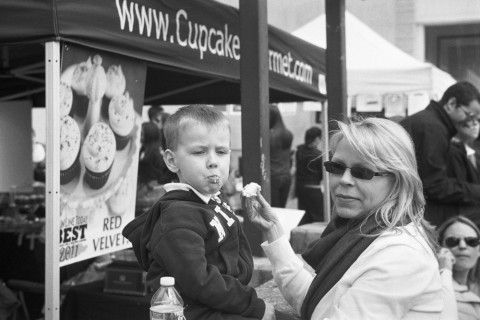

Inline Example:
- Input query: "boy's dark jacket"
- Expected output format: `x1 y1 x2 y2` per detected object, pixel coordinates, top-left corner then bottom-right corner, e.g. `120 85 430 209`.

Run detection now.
122 189 265 320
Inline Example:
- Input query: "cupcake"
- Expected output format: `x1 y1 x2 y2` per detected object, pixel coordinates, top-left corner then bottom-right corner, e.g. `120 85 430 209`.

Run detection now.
103 64 127 119
82 122 116 189
108 178 132 215
242 182 261 197
71 56 92 96
60 116 81 185
242 182 261 215
108 91 135 150
105 65 126 99
60 81 73 118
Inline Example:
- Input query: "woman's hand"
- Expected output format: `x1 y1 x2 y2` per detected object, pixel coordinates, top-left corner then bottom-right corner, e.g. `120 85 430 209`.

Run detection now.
243 192 284 243
243 192 277 231
437 247 455 271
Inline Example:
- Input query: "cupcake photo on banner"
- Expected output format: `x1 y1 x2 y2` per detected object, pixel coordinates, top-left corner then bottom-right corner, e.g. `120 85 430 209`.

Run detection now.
59 44 146 267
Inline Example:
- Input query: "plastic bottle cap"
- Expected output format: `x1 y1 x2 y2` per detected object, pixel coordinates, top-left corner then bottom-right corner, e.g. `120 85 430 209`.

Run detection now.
160 277 175 286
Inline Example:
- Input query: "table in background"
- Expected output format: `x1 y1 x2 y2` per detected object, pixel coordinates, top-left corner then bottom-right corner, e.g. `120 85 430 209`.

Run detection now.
61 280 152 320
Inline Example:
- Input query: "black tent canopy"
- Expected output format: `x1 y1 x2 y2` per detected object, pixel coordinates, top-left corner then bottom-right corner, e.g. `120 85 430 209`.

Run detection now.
0 0 326 106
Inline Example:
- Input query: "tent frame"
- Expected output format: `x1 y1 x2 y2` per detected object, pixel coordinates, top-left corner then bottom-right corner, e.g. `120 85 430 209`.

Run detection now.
0 0 332 318
45 41 61 320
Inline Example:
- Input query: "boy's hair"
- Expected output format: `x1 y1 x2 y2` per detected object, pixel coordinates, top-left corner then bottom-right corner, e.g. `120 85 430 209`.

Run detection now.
163 104 230 151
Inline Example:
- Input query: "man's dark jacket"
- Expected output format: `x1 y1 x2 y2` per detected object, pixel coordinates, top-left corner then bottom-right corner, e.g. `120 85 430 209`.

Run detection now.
447 139 480 225
401 100 480 226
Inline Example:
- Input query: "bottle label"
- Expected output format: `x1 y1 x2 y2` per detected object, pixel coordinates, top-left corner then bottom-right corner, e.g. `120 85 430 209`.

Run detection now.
150 305 185 320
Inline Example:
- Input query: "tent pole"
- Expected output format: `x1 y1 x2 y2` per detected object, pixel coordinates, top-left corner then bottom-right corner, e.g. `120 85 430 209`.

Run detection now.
323 0 346 223
322 101 331 222
325 0 347 122
239 0 269 256
44 41 61 320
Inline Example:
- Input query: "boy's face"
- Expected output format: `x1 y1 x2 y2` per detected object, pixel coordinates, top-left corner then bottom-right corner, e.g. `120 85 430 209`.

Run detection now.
164 120 231 196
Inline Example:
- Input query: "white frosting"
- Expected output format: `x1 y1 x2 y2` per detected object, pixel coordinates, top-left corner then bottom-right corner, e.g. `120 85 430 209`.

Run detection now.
108 91 135 136
60 64 75 87
242 182 261 197
85 55 106 101
60 116 81 170
82 122 116 173
71 57 92 96
105 65 126 98
60 82 73 118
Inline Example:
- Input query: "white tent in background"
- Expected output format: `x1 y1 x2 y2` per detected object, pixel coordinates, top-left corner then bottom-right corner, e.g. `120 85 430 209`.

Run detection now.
293 11 456 115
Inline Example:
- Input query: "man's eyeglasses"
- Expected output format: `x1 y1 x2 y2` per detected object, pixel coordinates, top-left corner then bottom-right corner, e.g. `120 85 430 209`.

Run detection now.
459 118 479 128
444 236 480 248
457 106 480 127
323 161 391 180
460 106 476 120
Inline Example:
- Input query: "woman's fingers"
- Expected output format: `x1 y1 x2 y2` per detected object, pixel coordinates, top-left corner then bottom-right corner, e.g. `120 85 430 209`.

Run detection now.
256 193 271 209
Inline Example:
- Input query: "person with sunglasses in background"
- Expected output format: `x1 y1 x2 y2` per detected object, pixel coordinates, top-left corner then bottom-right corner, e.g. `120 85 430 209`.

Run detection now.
438 215 480 320
244 117 449 319
401 81 480 227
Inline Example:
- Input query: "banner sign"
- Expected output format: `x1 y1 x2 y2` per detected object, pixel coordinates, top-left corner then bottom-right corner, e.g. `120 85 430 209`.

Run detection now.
0 0 326 103
59 44 146 266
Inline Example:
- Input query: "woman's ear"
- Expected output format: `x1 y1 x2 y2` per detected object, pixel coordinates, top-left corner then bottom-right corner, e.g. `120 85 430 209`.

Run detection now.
163 149 179 173
444 97 457 113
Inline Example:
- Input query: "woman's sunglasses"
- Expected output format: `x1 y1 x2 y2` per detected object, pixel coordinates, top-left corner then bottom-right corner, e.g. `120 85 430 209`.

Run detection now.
323 161 391 180
444 236 480 248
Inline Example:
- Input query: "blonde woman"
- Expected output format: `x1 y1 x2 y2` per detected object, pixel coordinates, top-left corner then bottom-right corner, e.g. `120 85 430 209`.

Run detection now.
245 118 447 319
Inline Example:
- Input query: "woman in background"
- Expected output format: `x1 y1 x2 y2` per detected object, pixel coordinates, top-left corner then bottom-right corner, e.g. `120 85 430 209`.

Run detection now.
295 126 323 225
438 215 480 320
269 104 293 208
137 122 172 186
136 122 176 215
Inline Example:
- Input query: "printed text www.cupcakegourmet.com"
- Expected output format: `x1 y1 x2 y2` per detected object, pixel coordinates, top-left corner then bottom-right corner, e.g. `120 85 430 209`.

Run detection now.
115 0 313 84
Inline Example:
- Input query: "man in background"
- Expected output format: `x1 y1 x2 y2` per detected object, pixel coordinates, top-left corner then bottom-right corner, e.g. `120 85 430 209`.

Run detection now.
401 81 480 226
148 105 170 151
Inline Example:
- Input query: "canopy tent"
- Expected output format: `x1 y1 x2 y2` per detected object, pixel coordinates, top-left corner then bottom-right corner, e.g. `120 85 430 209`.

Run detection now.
0 0 326 107
293 11 455 99
0 1 327 319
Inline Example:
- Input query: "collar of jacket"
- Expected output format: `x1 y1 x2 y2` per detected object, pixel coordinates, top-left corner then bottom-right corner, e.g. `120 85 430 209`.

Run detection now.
427 100 457 138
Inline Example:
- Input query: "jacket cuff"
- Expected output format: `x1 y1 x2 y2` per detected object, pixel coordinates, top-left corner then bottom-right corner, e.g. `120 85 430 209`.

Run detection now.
262 235 302 270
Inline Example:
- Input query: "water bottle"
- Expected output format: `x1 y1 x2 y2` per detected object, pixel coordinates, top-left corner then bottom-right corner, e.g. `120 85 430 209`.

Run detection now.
150 276 185 320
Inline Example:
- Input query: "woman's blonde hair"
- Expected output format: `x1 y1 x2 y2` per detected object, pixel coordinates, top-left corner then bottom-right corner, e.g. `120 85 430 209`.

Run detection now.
329 117 437 250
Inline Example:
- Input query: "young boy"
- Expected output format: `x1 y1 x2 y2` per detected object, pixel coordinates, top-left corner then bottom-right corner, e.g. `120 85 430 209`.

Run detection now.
123 105 274 320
